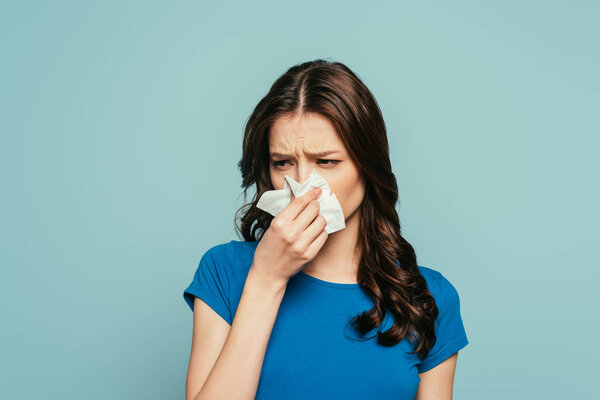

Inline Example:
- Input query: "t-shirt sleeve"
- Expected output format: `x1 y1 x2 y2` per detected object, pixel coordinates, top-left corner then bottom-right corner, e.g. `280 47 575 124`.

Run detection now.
416 272 469 373
183 243 233 325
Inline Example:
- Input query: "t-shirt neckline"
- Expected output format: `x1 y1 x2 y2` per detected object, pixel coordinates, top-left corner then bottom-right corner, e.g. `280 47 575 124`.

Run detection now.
296 270 361 290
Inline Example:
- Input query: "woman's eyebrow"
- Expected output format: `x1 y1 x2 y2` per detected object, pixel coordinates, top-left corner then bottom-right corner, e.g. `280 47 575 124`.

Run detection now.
270 150 341 158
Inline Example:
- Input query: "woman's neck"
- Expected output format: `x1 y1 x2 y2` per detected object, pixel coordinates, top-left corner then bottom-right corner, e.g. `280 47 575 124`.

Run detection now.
300 208 361 284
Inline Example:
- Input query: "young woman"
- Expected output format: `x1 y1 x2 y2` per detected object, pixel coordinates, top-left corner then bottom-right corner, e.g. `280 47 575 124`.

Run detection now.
183 59 469 400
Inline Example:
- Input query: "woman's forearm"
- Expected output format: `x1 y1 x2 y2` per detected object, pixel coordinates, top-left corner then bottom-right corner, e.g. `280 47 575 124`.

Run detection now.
193 265 287 400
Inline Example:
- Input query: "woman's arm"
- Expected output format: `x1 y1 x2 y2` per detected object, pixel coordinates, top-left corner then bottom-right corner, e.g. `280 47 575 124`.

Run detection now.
190 266 287 400
188 187 326 399
185 297 231 399
415 352 459 400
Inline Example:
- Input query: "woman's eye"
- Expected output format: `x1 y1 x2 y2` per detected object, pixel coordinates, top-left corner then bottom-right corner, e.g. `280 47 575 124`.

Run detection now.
271 160 339 168
317 159 339 166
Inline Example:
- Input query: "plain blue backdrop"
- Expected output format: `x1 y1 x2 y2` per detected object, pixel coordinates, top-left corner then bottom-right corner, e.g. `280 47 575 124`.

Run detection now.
1 1 598 399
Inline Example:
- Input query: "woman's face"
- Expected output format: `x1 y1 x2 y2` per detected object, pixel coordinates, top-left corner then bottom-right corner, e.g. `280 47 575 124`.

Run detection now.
268 112 366 222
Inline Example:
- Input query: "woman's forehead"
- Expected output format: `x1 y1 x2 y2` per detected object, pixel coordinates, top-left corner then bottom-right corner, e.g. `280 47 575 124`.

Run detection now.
269 114 343 154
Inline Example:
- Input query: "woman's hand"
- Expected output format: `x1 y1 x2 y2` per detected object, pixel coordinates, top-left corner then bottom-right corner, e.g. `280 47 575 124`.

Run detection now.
252 186 328 286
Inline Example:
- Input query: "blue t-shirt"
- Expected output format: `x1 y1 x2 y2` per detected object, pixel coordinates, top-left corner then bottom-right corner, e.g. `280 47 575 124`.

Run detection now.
183 240 469 399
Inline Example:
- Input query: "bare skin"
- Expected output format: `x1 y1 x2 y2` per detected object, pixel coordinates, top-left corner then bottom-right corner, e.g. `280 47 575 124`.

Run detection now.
188 186 328 400
186 111 460 399
268 112 366 284
270 112 460 397
416 352 459 399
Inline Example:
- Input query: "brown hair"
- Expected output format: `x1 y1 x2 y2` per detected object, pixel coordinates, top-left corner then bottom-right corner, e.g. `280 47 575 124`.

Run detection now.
234 58 437 360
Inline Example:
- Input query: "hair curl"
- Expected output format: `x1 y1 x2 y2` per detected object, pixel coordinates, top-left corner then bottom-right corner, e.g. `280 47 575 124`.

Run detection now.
234 58 437 360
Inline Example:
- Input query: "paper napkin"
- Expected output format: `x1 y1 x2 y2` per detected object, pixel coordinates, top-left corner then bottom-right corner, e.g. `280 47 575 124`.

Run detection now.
256 170 346 234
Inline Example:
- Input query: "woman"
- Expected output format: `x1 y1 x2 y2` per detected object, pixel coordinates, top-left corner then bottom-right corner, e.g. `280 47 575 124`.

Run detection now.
183 59 469 399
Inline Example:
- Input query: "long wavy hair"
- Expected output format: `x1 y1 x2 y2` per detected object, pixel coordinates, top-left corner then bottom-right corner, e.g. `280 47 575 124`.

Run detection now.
234 58 437 360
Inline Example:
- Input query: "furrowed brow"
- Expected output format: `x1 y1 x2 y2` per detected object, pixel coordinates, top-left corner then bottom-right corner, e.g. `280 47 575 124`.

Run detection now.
270 150 341 158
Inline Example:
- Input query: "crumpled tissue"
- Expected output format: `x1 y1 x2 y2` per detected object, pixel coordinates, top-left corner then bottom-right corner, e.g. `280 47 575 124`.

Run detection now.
256 170 346 234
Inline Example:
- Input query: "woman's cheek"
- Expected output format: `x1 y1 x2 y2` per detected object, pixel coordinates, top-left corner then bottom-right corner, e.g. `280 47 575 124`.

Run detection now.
329 185 346 212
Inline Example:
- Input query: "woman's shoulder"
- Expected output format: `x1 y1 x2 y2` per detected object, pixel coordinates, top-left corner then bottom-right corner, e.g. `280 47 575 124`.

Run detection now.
417 265 463 306
201 239 258 258
417 265 444 281
201 239 258 276
229 239 260 251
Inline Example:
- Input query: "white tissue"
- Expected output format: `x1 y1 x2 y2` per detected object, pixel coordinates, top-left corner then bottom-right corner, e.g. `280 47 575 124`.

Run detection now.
256 170 346 234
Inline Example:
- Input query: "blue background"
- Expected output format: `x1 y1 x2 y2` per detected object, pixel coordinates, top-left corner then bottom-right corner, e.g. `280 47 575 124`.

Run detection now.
1 1 598 398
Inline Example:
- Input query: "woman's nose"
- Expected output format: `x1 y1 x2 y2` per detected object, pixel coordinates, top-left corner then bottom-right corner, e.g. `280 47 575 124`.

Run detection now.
294 165 313 185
